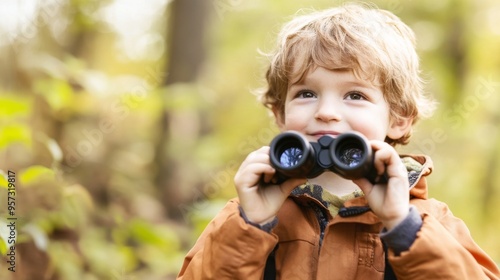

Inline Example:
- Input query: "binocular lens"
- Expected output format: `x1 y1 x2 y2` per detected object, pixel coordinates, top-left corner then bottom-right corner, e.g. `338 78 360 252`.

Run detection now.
268 131 379 184
338 147 363 167
279 147 303 167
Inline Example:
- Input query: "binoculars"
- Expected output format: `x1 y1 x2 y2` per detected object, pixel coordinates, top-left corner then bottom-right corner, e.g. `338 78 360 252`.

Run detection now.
268 131 386 185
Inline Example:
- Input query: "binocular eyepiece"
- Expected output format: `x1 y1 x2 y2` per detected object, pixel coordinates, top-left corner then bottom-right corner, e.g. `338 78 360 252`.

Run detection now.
268 131 385 185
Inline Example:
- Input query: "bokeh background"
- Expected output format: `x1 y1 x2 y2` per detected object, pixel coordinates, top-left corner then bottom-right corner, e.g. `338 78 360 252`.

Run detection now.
0 0 499 279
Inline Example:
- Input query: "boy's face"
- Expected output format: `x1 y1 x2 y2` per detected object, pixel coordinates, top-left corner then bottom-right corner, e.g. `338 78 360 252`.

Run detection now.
275 66 410 142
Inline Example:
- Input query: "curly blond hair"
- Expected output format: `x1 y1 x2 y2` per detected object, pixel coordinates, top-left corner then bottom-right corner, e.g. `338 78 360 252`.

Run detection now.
258 3 436 145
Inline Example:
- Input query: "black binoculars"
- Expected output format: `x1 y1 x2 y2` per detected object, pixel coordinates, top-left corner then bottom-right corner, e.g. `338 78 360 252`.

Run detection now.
268 131 386 185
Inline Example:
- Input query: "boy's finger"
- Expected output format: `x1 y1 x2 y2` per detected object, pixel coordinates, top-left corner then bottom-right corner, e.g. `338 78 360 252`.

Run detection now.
352 178 372 195
373 147 391 175
280 177 306 194
262 169 276 183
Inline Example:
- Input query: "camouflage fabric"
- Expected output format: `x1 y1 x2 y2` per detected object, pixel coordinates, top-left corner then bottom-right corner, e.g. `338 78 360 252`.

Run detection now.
291 156 424 218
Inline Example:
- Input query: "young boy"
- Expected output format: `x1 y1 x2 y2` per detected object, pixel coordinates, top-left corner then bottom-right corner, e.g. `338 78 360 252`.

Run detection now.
178 3 500 279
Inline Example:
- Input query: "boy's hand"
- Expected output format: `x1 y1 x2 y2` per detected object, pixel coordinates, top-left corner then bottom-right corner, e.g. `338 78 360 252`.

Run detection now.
234 146 306 225
353 141 410 230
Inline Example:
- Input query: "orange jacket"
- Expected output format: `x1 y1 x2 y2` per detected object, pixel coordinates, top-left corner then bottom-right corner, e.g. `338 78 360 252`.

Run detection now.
178 155 500 279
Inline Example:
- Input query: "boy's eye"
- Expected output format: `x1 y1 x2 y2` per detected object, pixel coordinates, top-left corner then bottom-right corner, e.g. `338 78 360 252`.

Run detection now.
296 90 316 99
345 92 366 100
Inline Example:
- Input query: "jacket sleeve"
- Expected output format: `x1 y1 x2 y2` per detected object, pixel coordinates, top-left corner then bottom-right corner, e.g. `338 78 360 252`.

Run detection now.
177 199 279 280
388 198 500 279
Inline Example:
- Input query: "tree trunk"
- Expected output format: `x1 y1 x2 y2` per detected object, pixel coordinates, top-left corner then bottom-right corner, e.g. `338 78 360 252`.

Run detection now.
155 0 211 222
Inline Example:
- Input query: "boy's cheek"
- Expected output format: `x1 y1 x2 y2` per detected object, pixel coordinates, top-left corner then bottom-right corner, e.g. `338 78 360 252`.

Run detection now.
282 116 305 131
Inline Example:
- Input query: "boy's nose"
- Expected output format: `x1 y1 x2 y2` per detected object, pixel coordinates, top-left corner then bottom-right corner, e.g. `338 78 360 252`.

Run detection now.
314 100 342 122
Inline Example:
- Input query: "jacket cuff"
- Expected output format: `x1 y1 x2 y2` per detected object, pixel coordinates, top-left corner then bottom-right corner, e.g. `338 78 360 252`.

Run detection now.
239 206 278 233
380 206 422 255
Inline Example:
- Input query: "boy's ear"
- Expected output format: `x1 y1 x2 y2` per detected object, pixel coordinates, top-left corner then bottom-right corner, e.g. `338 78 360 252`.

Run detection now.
387 116 413 140
272 106 286 131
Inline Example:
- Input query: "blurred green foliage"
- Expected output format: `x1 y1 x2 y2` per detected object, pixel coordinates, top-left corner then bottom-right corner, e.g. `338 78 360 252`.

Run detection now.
0 0 499 279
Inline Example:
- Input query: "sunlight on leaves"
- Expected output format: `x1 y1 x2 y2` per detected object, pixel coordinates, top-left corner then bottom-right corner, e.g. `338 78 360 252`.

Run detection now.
0 170 8 189
19 165 56 186
0 95 31 118
0 124 32 149
0 219 15 256
34 79 75 111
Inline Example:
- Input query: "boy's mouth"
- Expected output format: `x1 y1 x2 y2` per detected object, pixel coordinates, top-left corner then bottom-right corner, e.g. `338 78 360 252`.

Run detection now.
309 131 341 139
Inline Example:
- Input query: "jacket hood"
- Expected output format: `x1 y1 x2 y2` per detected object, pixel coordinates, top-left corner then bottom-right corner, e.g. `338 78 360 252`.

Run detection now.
402 154 433 200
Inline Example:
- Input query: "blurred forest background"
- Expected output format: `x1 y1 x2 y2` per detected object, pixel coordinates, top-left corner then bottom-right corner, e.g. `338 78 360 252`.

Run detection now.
0 0 499 279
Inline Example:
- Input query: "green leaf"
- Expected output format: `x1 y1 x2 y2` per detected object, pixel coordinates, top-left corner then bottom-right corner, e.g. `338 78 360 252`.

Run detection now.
0 95 31 118
19 165 55 185
34 79 74 111
0 237 6 256
0 170 8 189
0 124 32 149
59 184 93 229
0 219 15 256
128 219 165 246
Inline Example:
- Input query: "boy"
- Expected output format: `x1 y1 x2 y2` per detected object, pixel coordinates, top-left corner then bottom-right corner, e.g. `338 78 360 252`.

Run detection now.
178 3 500 279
